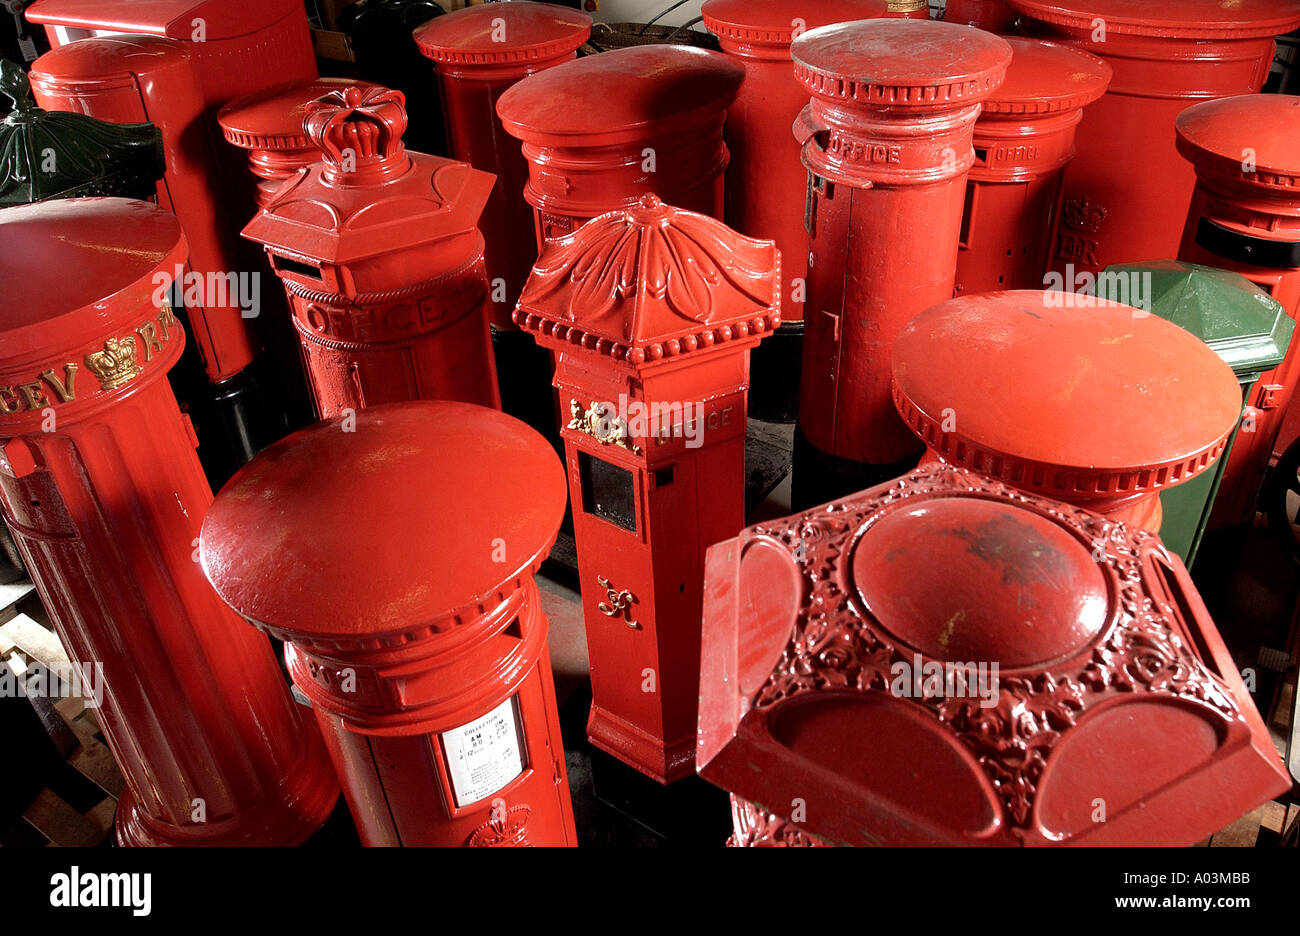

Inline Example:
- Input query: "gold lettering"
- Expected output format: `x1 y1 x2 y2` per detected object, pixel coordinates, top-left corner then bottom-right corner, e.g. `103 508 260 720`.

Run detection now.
40 364 77 403
137 321 163 361
155 308 172 342
721 405 734 427
18 381 48 411
707 410 720 431
0 386 19 414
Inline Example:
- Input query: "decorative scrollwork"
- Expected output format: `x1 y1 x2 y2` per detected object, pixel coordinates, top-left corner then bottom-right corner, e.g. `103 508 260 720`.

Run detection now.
596 575 639 628
567 399 640 454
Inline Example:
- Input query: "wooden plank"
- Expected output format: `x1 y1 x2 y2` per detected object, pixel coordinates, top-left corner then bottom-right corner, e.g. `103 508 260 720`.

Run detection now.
0 581 35 626
22 788 108 847
0 614 69 669
67 734 125 799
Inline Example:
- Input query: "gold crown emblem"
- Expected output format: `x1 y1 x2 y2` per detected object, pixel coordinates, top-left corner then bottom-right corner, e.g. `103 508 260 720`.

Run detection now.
1062 197 1108 234
84 336 144 391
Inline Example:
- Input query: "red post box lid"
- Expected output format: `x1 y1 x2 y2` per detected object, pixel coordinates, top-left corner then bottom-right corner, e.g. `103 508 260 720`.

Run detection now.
514 194 779 366
200 401 567 651
218 78 380 154
412 1 591 66
1176 94 1300 192
0 197 185 364
697 463 1290 844
1006 0 1300 39
496 45 744 147
790 19 1012 111
240 85 495 266
701 0 905 47
982 38 1110 115
891 290 1242 499
25 0 305 38
27 33 194 94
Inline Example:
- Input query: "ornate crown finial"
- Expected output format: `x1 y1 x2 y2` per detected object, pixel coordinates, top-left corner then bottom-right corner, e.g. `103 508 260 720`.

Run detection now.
302 85 409 181
84 336 144 391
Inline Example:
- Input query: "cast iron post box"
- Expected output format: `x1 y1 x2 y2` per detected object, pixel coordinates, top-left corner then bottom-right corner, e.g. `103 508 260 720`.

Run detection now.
0 197 338 846
1098 261 1292 565
201 401 577 847
1176 94 1300 527
954 38 1110 297
702 0 922 423
242 85 501 419
891 290 1243 533
697 463 1291 845
789 19 1012 507
944 0 1017 32
218 79 380 211
1008 0 1300 278
414 1 592 324
496 44 744 250
515 195 779 784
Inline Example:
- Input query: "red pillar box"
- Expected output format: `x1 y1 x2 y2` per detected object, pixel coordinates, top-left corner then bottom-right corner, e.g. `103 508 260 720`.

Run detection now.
200 401 577 846
1175 94 1300 527
242 85 501 419
414 1 592 324
702 0 924 422
954 38 1110 297
891 290 1242 533
1009 0 1300 278
789 19 1012 507
0 198 338 846
218 79 380 211
496 45 744 250
944 0 1017 32
515 195 779 784
698 464 1290 845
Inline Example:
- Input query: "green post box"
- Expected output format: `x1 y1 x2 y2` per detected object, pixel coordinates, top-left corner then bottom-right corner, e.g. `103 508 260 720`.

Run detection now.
1099 260 1292 566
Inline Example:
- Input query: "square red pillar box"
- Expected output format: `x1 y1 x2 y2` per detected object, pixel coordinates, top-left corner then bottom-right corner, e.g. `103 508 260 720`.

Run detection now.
1009 0 1300 278
0 198 338 846
414 1 592 325
789 19 1012 507
515 195 779 783
496 45 743 251
1175 95 1300 526
242 86 501 419
201 401 577 847
891 290 1243 533
698 464 1290 845
954 39 1110 297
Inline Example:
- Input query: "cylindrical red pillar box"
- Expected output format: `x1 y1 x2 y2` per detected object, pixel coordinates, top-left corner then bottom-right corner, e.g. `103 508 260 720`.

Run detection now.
702 0 923 423
414 1 591 325
789 19 1012 507
891 290 1242 532
0 198 338 846
698 463 1290 845
1175 94 1300 527
1009 0 1300 278
515 195 779 785
954 38 1110 297
200 401 577 846
496 44 744 249
218 78 380 211
944 0 1017 32
242 85 500 418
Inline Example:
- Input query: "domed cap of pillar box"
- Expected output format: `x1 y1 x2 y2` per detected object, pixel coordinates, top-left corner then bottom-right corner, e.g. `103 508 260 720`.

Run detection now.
24 0 308 41
413 1 591 68
199 401 568 652
981 38 1110 116
890 289 1242 501
790 18 1012 111
1006 0 1300 40
496 44 744 148
513 194 780 366
240 84 495 269
218 78 380 156
1176 94 1300 194
696 463 1291 845
0 198 187 427
701 0 921 52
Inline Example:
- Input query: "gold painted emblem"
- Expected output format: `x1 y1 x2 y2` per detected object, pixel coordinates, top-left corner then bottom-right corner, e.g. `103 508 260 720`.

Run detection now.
84 336 144 391
597 576 639 628
568 399 641 454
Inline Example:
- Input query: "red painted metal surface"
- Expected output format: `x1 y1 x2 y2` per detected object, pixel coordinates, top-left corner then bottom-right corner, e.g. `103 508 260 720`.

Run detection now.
891 290 1242 531
1176 94 1300 526
790 19 1011 496
701 0 924 325
496 45 743 249
1009 0 1300 277
29 37 256 383
699 463 1290 845
0 198 338 846
219 79 380 211
414 2 591 327
944 0 1017 32
242 85 500 418
200 401 577 846
516 195 778 783
954 38 1109 297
